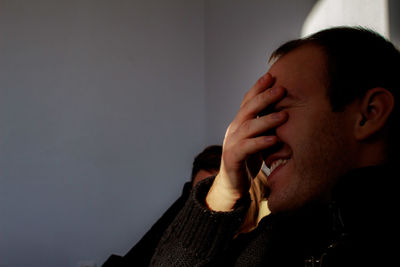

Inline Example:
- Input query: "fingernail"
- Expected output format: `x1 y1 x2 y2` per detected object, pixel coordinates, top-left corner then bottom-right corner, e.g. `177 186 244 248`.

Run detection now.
270 86 282 95
264 136 276 142
273 111 284 120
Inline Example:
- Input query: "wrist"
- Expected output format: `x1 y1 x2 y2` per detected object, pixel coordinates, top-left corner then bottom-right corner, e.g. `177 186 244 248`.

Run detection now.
205 173 246 212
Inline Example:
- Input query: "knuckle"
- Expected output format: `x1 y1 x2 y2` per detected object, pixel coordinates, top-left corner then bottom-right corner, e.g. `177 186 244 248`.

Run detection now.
240 120 252 132
235 140 249 156
255 92 266 104
239 101 251 115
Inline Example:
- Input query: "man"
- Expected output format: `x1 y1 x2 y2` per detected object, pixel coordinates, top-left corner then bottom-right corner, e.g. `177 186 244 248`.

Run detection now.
102 145 222 267
150 27 400 266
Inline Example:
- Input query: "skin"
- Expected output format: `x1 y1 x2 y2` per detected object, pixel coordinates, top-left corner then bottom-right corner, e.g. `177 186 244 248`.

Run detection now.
206 44 361 213
264 44 358 212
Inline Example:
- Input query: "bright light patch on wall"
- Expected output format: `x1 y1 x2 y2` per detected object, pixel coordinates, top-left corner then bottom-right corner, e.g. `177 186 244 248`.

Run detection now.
301 0 389 38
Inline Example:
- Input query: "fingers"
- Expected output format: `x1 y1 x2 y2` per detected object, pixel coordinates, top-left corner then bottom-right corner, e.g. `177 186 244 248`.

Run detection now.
230 85 286 134
232 111 288 142
224 72 287 169
223 135 279 171
223 111 287 166
241 72 275 108
208 72 287 208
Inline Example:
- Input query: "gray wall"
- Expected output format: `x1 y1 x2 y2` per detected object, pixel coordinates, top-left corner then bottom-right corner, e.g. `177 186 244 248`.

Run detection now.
0 1 206 266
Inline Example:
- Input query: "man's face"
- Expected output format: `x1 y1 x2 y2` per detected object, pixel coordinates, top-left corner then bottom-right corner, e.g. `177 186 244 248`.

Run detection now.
264 44 356 213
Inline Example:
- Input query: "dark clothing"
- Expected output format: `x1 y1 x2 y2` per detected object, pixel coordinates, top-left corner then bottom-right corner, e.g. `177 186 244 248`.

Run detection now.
151 165 400 266
102 182 192 267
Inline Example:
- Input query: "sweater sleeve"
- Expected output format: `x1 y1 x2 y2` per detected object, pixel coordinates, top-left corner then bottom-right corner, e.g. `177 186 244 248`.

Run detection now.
150 176 251 266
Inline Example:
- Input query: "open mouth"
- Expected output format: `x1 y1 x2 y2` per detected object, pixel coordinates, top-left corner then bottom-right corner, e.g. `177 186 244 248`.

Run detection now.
263 157 290 177
261 143 290 176
269 158 289 173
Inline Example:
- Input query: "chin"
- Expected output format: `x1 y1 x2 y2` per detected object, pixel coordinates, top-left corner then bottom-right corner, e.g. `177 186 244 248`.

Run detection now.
267 191 305 214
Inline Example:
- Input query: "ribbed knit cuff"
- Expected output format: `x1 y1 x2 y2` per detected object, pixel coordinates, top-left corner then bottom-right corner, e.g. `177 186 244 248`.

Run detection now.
152 176 250 265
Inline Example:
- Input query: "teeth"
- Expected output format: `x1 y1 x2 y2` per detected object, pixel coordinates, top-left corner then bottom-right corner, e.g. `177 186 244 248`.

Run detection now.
270 159 288 173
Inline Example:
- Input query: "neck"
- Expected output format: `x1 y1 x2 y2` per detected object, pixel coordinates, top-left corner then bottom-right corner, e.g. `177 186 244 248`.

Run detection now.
354 142 387 169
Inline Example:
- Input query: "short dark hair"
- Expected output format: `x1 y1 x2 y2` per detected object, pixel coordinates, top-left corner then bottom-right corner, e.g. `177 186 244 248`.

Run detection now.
271 26 400 111
191 145 222 182
270 26 400 161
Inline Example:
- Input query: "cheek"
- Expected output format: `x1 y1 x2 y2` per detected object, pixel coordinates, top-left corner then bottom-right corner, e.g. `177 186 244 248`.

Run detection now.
275 112 306 144
276 106 331 139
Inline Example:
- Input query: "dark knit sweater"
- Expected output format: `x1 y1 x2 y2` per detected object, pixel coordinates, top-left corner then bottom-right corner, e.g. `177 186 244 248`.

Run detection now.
103 182 193 267
151 165 400 266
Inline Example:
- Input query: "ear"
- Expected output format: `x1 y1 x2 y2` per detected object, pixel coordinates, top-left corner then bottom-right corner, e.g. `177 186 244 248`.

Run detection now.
354 87 394 141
